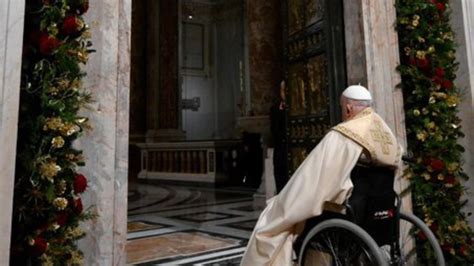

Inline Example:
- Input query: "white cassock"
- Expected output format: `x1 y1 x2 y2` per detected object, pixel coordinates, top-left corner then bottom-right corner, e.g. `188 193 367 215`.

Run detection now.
240 108 400 266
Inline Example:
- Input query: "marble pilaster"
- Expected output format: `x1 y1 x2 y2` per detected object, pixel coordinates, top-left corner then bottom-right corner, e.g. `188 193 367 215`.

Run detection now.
78 0 131 264
451 0 474 227
344 0 409 209
0 1 25 263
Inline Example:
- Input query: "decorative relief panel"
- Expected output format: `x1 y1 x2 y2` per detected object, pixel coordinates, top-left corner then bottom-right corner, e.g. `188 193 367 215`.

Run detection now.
307 55 327 114
291 147 307 172
288 0 303 35
305 0 324 26
283 0 346 174
287 31 324 61
288 63 306 116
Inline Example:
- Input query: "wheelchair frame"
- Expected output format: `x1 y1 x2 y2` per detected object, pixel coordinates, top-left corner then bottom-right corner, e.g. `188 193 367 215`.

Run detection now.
296 194 445 266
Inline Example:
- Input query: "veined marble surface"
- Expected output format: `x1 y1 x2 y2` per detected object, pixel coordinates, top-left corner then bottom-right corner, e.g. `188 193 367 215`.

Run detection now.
451 0 474 228
127 182 262 265
77 0 131 265
0 0 25 264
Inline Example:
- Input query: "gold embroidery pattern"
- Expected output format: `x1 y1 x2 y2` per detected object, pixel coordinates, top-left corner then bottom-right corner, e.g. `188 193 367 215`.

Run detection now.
333 125 377 162
370 119 393 155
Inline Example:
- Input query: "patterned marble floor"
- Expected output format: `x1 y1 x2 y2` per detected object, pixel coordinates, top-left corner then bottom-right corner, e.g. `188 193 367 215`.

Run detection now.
127 181 264 265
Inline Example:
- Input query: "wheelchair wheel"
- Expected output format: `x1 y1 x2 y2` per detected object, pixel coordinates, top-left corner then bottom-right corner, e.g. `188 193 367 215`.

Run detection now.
396 212 445 266
298 218 387 266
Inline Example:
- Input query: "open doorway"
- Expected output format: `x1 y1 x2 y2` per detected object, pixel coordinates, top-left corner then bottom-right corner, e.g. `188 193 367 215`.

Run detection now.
126 0 266 264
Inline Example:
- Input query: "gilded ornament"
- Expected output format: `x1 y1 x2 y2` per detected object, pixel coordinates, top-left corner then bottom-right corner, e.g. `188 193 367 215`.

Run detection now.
426 122 435 129
446 95 459 107
416 131 428 141
447 163 459 172
416 50 426 59
40 161 61 182
437 173 445 180
422 173 431 180
52 197 68 210
43 117 64 131
51 136 65 148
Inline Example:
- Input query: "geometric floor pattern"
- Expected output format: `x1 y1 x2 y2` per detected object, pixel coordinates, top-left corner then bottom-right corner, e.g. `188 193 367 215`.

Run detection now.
127 181 265 265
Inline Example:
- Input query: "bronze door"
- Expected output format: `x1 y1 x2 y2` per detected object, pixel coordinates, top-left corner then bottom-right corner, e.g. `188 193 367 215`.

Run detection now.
282 0 346 174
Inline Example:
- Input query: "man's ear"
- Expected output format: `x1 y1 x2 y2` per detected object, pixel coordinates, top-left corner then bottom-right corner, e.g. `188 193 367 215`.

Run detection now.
345 104 352 116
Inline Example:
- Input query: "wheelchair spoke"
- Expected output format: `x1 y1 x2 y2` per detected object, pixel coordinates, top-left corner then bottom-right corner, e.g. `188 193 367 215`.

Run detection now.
304 228 378 266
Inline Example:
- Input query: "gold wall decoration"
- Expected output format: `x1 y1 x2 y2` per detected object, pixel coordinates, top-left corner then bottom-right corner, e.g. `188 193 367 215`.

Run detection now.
291 147 307 172
305 0 324 26
288 63 306 116
288 0 303 35
307 55 327 114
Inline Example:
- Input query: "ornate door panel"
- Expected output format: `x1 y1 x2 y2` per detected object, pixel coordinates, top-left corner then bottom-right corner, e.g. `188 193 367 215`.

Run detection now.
283 0 346 173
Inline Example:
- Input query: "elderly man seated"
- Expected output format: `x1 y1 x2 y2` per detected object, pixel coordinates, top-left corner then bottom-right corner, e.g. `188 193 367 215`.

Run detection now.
241 85 402 265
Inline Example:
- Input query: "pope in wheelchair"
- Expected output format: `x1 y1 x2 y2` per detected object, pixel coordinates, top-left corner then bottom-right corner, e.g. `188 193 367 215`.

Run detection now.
241 85 404 265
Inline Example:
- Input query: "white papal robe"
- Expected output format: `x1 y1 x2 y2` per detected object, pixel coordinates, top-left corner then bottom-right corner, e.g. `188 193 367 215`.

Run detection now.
240 108 400 266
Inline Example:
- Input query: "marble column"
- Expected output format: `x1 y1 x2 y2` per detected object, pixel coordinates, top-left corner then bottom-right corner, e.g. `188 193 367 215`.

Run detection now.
0 1 25 263
78 0 131 264
344 0 409 209
451 0 474 227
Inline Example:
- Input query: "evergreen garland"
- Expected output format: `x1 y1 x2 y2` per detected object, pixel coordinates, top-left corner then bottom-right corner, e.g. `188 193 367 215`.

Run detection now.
11 0 94 265
396 0 474 263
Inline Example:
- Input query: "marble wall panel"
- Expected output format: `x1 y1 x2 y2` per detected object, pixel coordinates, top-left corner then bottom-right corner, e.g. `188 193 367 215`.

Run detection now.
0 1 25 264
78 0 131 264
451 0 474 227
344 0 410 213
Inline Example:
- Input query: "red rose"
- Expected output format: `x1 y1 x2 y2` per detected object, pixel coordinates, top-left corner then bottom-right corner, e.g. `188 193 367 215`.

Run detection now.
74 198 83 214
442 80 453 90
56 211 69 226
408 58 417 66
74 173 88 194
417 58 430 71
445 175 455 185
417 231 427 241
434 67 445 77
459 245 468 255
62 16 83 35
441 243 453 252
436 3 446 12
29 237 48 256
430 159 445 171
429 222 438 233
39 34 61 55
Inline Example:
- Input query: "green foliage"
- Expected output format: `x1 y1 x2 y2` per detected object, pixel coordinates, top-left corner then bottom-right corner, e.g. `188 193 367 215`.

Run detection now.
11 0 93 265
395 0 474 263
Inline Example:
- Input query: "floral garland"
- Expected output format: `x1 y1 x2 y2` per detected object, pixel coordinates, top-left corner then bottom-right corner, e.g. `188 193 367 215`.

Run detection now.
396 0 473 263
11 0 93 265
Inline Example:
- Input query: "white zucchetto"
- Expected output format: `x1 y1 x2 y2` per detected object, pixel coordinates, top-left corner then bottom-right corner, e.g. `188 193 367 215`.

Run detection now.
342 85 372 101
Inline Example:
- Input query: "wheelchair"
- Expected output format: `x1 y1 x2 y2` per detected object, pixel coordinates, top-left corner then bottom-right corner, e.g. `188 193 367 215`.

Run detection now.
294 164 445 266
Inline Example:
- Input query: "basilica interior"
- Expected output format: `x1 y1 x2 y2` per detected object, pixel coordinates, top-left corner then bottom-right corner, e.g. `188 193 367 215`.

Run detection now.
124 0 348 263
126 0 280 264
